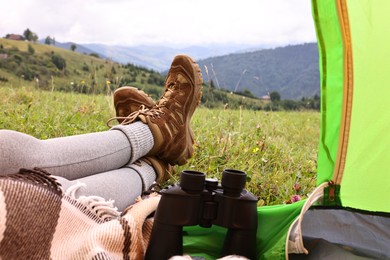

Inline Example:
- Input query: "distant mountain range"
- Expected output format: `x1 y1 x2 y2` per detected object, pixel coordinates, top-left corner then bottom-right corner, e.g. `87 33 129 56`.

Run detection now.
197 43 320 100
82 43 266 72
47 41 260 71
45 40 320 100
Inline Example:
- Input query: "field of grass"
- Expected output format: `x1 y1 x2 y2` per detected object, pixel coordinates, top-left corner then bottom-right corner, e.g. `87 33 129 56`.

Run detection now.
0 85 320 206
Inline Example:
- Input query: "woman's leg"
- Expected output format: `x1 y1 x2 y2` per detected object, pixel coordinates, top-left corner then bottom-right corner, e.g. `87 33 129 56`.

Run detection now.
56 159 157 212
0 54 201 210
0 121 154 180
1 54 201 180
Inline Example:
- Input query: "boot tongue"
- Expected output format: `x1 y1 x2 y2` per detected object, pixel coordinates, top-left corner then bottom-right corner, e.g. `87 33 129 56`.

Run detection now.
157 87 173 106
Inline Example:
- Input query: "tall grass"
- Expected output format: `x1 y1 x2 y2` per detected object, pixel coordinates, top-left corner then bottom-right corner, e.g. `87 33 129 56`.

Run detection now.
179 107 319 205
0 87 115 142
0 86 319 206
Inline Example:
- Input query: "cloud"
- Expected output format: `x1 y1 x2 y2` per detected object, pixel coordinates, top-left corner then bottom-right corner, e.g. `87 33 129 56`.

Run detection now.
0 0 316 47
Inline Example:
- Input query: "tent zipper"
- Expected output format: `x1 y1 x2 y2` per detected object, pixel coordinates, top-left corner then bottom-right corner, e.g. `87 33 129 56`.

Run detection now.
332 0 354 186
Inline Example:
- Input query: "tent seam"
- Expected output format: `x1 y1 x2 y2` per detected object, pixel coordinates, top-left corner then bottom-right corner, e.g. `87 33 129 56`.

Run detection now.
333 0 354 186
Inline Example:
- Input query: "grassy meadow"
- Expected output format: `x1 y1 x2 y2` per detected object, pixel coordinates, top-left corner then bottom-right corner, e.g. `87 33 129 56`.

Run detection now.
0 85 320 206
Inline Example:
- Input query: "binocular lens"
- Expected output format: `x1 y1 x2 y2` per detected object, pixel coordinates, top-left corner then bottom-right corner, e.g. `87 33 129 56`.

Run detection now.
221 169 247 196
180 170 206 192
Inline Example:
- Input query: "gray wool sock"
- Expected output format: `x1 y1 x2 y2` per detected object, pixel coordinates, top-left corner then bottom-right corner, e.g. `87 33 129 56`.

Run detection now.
111 122 154 164
126 161 157 191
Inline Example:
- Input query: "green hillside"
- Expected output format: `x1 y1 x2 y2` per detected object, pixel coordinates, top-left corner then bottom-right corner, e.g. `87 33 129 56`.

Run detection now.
0 38 166 98
0 38 272 110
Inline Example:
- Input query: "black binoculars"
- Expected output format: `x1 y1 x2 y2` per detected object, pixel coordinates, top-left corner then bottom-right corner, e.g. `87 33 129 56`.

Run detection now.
145 169 258 259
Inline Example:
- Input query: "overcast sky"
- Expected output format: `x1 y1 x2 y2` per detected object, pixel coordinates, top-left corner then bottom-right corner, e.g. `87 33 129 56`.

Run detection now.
1 0 317 47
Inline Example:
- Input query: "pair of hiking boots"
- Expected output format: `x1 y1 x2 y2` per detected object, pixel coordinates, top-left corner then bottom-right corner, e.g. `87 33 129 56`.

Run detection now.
109 55 203 183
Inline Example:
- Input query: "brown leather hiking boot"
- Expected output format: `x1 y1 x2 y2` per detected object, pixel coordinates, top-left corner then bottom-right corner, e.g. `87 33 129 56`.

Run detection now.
112 84 196 147
111 86 155 125
108 86 194 146
121 55 203 166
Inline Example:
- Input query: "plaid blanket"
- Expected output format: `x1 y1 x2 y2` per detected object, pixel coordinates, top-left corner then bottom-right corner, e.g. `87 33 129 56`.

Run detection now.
0 168 160 260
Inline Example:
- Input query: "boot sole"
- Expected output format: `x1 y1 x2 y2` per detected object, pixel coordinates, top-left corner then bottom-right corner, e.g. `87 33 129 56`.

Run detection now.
175 55 203 165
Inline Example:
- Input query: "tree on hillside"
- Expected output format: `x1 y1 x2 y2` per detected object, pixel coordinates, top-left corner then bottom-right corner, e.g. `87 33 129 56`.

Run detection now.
23 29 32 40
235 88 256 98
45 36 54 45
242 89 256 98
270 91 281 102
51 53 66 70
89 53 100 58
70 43 77 51
23 28 38 42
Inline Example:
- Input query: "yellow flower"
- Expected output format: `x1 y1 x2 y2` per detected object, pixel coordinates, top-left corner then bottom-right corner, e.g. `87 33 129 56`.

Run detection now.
252 147 259 153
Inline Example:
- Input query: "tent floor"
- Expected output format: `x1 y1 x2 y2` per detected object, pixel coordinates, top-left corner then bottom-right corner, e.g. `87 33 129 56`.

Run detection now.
289 208 390 259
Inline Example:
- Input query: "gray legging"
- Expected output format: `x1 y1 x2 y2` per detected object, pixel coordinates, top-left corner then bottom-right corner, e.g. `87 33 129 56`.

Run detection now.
0 122 156 211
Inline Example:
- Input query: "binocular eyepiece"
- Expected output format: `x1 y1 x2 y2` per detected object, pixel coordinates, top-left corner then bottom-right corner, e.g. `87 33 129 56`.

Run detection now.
180 169 247 197
145 169 258 260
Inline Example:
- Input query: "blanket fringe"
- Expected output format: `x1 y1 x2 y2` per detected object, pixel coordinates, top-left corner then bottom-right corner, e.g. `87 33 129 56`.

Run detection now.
65 182 121 221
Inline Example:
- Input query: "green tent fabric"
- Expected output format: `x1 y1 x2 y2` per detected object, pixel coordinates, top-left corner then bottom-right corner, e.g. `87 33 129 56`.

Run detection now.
313 0 344 185
183 0 390 259
315 0 390 213
183 201 305 259
335 0 390 212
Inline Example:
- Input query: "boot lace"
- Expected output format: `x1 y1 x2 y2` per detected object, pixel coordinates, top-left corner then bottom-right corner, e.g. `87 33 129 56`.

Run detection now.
106 83 176 128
